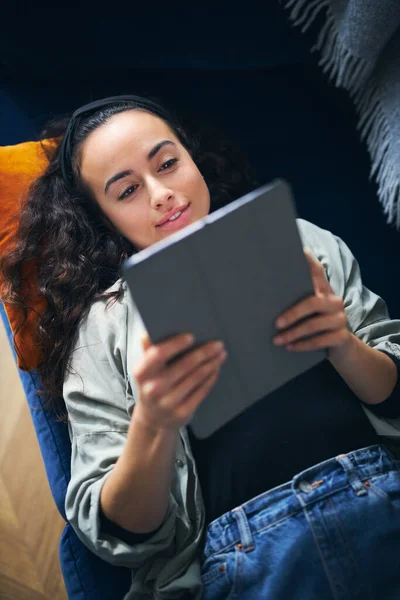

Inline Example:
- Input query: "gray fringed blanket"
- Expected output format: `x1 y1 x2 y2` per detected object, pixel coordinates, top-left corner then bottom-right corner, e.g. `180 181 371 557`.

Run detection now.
282 0 400 228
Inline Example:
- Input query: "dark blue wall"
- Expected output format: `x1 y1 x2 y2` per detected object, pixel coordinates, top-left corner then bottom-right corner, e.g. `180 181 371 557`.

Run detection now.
1 3 398 314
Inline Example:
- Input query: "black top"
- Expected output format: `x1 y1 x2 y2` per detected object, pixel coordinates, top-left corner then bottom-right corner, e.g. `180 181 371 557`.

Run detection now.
100 351 400 540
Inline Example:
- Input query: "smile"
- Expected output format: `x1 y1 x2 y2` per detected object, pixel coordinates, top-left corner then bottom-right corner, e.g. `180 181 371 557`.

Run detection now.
157 203 192 231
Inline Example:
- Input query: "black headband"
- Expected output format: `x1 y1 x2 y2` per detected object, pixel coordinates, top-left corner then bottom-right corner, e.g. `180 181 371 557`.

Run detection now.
59 95 173 193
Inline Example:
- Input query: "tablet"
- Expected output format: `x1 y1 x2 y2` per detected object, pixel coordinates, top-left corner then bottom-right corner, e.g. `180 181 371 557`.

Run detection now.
122 180 326 438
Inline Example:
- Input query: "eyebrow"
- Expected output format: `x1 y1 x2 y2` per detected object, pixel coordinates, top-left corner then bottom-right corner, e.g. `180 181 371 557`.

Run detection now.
104 170 133 195
147 139 175 160
104 140 176 195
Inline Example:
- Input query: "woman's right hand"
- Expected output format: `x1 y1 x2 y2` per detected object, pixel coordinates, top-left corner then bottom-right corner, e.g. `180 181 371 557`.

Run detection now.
133 333 227 432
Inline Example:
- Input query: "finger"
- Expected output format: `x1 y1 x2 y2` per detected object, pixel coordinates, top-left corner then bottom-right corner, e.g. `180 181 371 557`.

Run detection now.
143 349 227 402
276 294 342 330
174 369 221 424
140 332 152 351
304 248 321 273
286 329 350 352
135 333 195 380
304 249 331 294
273 312 347 346
158 353 226 412
167 343 227 389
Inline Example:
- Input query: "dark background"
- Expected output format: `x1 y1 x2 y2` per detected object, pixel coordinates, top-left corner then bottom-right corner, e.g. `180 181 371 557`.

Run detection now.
1 2 399 313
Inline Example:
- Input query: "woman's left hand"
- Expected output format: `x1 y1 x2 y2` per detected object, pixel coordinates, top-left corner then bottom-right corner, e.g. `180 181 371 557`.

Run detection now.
273 249 351 355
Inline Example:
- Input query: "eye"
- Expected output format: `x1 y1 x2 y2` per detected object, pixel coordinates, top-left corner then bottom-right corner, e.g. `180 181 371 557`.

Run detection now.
159 158 178 171
118 185 138 201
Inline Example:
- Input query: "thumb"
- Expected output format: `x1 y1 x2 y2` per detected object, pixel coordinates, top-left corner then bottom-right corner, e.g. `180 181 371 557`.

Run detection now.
140 332 152 350
304 248 331 294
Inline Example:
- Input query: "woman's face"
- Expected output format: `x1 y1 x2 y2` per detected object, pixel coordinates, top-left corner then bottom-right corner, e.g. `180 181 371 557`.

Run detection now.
79 110 211 250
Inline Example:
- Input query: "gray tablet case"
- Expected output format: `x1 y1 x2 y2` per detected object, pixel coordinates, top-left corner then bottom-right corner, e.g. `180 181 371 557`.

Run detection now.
122 180 326 438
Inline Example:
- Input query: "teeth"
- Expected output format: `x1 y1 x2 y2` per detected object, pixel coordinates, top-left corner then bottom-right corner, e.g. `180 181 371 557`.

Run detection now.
168 210 182 221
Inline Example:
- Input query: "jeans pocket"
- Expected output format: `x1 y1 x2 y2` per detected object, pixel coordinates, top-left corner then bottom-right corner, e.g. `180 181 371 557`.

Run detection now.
366 470 400 508
201 548 241 599
201 560 229 585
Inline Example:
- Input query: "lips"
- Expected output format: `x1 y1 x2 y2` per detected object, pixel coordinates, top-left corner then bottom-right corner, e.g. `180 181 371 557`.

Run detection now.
156 203 192 231
156 203 190 227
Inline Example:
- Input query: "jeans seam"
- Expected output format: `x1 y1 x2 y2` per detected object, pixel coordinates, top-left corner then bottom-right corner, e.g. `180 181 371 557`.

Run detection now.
302 505 339 600
326 496 363 596
202 566 228 585
255 468 400 535
252 508 302 537
205 468 400 558
228 546 242 599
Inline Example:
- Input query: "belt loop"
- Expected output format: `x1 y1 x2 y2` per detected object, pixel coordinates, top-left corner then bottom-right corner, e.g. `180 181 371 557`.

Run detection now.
336 454 367 496
232 507 255 551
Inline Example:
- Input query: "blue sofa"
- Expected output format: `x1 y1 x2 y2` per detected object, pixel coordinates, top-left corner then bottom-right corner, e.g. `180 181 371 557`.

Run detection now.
0 301 132 599
1 5 399 598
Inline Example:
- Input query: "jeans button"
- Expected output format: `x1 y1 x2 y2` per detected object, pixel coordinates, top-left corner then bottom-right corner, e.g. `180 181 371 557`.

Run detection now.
299 480 313 493
176 459 184 468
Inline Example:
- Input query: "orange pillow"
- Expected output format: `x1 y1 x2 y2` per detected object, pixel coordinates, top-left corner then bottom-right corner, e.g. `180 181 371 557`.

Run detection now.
0 140 55 370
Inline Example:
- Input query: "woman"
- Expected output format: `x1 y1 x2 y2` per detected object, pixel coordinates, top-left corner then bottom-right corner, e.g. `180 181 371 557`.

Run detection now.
2 95 400 600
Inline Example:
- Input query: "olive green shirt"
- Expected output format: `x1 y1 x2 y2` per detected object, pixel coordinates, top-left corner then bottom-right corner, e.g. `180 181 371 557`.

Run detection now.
64 219 400 599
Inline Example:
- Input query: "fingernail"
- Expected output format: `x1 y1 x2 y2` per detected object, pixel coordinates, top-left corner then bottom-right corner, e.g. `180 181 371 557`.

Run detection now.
274 336 284 345
185 334 195 343
276 318 286 328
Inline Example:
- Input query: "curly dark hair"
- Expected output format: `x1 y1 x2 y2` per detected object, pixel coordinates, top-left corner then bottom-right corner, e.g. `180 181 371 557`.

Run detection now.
0 97 258 419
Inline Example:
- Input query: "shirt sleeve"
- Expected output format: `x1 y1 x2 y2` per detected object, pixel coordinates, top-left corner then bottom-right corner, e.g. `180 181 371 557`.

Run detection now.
330 232 400 419
99 505 161 545
63 287 179 569
298 219 400 431
365 350 400 418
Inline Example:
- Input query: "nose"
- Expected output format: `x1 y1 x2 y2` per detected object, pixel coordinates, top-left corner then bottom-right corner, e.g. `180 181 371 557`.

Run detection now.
149 179 175 209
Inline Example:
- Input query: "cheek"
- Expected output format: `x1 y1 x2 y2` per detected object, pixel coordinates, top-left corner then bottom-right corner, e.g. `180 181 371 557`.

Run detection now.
182 166 209 202
99 202 145 239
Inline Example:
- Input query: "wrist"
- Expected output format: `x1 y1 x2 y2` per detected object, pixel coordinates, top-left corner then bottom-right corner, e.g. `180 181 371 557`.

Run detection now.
328 331 357 366
132 403 181 439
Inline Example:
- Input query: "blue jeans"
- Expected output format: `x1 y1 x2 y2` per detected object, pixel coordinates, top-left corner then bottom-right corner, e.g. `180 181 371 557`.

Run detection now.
200 444 400 600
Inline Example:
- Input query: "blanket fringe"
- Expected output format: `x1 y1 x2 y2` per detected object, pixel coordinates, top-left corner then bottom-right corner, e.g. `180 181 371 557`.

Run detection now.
281 0 400 227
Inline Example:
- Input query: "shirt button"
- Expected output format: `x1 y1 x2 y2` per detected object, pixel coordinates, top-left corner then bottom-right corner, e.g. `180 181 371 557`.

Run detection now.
299 480 313 493
176 459 184 468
